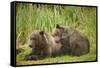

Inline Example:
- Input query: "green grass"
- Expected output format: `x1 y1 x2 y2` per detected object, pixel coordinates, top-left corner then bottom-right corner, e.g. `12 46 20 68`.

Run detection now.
16 3 97 65
17 43 96 65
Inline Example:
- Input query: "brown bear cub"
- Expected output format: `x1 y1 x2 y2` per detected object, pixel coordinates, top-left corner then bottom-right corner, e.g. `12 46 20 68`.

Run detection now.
25 24 90 60
52 24 90 56
25 30 63 60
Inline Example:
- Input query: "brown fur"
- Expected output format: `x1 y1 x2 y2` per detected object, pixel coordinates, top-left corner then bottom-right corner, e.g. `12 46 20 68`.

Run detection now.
25 30 62 60
52 24 90 56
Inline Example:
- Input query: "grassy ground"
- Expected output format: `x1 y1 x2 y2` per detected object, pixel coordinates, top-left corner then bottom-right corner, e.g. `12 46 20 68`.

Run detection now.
16 3 97 65
17 43 96 65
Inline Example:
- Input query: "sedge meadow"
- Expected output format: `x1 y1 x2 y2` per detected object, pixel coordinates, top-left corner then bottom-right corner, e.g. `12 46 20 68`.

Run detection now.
16 3 97 65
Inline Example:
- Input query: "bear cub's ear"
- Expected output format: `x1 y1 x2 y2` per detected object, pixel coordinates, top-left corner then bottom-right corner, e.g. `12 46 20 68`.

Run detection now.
56 24 60 28
56 24 64 29
39 31 44 35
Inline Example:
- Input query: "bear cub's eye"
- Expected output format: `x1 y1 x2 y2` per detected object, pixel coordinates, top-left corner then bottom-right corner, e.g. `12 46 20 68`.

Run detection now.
30 38 37 40
52 33 58 37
